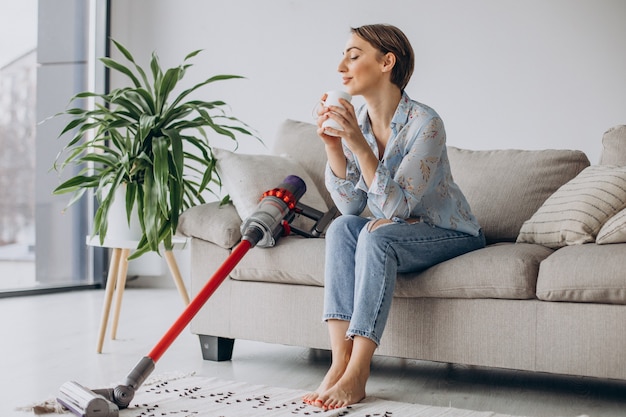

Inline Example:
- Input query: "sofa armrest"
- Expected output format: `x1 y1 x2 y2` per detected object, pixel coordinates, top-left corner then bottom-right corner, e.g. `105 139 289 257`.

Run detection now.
177 202 242 249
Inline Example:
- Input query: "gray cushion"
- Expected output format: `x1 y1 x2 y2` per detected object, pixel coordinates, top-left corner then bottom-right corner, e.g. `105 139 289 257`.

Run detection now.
178 202 242 249
597 207 626 244
537 243 626 304
395 243 553 300
231 235 326 286
271 119 334 209
600 125 626 166
214 147 329 233
232 240 553 301
447 147 590 243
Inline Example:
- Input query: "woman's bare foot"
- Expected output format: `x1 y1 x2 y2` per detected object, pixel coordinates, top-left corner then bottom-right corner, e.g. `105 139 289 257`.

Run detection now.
313 366 369 410
302 361 348 405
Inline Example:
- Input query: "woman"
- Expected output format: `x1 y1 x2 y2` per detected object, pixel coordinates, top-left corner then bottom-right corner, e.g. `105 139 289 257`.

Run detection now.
302 24 486 410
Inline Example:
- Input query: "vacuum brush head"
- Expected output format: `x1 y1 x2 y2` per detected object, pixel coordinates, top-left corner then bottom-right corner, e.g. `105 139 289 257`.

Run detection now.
57 381 119 417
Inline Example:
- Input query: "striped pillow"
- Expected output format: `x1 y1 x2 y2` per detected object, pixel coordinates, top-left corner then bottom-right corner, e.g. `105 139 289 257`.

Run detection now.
596 208 626 244
516 166 626 248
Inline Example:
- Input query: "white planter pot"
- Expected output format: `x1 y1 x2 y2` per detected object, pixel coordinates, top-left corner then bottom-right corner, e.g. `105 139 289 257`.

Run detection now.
105 185 142 242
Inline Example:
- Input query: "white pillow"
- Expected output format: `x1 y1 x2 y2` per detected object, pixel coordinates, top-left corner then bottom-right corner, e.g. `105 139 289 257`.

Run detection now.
516 165 626 248
596 208 626 244
214 148 329 232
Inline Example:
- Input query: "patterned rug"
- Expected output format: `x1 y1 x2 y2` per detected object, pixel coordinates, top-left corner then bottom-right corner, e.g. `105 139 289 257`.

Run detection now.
21 373 540 417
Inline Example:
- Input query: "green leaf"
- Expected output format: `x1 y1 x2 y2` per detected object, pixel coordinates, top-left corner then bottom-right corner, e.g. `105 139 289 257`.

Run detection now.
132 88 156 114
220 195 232 206
125 182 137 225
111 39 135 64
163 129 184 180
100 57 141 87
142 166 160 252
152 136 170 216
184 49 203 61
111 39 151 90
156 67 181 113
150 51 162 86
169 74 245 110
53 175 97 194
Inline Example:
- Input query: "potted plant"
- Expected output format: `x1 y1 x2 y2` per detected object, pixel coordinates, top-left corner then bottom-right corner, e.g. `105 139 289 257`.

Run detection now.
53 39 257 259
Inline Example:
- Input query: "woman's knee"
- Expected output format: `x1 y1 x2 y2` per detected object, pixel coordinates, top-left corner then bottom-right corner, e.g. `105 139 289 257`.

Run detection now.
366 218 393 232
356 225 394 259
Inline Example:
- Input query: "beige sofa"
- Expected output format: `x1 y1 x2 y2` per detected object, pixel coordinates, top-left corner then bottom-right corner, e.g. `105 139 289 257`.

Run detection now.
178 121 626 381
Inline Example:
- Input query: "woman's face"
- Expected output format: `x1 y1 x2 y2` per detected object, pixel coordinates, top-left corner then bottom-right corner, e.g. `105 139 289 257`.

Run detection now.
337 33 386 97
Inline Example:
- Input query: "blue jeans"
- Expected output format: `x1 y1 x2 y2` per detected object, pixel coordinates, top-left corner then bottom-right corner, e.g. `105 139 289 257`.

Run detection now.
323 215 486 346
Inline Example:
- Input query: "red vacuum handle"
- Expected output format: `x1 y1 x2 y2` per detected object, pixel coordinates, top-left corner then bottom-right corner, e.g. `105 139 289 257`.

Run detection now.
147 239 252 362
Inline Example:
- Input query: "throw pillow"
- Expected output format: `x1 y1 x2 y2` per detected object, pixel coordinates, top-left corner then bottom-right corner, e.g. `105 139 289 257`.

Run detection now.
214 148 329 232
272 119 334 209
599 125 626 166
516 165 626 248
596 208 626 244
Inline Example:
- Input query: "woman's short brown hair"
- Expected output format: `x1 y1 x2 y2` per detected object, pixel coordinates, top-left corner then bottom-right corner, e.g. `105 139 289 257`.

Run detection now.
351 24 414 91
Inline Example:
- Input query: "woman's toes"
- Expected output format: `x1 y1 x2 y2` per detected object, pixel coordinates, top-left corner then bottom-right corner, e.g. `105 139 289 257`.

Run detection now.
324 398 341 410
302 393 318 405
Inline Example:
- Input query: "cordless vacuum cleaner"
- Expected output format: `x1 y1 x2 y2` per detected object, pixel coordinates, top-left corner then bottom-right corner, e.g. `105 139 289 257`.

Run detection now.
57 175 336 417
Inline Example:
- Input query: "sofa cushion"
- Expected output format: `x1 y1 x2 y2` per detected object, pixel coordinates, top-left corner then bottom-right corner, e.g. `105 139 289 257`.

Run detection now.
214 147 329 233
178 202 242 249
394 243 553 300
516 165 626 248
271 119 334 209
232 240 553 300
596 208 626 244
447 147 589 244
537 243 626 304
599 125 626 165
231 235 326 286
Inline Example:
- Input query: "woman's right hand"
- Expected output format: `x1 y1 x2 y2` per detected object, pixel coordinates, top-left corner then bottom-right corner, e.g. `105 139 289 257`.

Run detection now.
315 93 343 147
315 94 348 179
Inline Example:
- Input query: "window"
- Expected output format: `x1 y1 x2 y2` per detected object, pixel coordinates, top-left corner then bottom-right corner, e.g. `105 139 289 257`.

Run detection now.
0 0 109 295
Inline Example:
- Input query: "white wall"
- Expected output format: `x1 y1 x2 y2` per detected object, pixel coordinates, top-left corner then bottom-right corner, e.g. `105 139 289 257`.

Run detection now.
110 0 626 285
111 0 626 164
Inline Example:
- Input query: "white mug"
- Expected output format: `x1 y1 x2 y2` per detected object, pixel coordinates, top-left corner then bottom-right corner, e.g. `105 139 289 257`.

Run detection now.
320 90 352 136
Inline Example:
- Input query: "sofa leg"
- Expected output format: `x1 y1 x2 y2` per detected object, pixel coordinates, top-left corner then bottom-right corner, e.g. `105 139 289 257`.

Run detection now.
198 335 235 361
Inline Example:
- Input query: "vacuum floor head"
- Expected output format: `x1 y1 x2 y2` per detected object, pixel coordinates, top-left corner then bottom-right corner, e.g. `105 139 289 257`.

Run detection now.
57 381 119 417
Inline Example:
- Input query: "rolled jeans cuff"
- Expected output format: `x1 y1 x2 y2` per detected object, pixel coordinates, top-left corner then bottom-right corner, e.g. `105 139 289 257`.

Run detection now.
322 313 352 323
346 328 381 346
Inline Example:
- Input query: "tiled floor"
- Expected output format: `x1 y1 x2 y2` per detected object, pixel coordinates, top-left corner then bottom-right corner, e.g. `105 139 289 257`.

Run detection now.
2 288 625 417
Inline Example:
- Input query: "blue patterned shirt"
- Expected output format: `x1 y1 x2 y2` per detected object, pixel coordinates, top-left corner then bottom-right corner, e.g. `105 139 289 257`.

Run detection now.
325 92 481 236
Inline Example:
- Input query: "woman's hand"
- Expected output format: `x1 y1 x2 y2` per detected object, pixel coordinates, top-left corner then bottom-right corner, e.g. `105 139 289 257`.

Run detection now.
315 94 376 184
325 98 379 187
315 93 342 146
315 94 348 179
321 98 369 154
